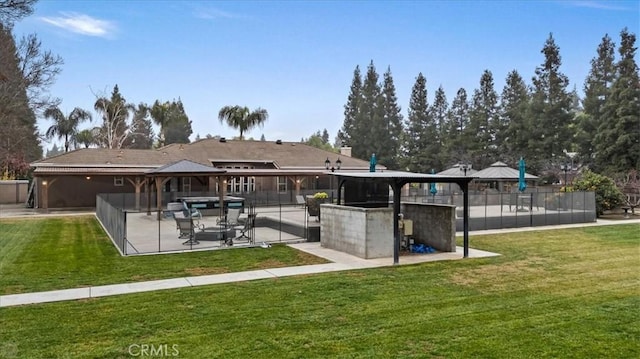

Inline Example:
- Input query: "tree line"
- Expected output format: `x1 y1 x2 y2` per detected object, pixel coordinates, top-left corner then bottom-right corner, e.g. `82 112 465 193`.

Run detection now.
338 30 639 183
0 1 270 179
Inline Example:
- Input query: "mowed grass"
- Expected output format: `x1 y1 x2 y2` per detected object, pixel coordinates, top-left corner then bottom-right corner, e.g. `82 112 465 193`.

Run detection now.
1 223 638 358
0 216 327 294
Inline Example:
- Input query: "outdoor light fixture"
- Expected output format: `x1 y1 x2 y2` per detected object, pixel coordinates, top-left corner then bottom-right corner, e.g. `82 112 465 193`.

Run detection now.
86 176 91 180
42 180 48 186
560 162 575 192
459 163 472 176
325 157 342 172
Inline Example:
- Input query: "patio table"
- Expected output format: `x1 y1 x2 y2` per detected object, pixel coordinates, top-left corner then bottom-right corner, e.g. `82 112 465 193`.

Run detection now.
195 227 236 245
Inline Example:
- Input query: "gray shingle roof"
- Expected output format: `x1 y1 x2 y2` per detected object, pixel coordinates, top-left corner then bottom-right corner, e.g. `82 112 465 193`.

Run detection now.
473 161 538 180
31 139 376 170
436 164 479 177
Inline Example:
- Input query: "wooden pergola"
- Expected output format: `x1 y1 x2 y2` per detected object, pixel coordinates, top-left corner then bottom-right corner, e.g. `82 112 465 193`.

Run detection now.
145 160 227 218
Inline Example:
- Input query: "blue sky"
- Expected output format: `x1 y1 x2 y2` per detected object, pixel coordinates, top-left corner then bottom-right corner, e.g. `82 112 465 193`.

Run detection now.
12 0 640 150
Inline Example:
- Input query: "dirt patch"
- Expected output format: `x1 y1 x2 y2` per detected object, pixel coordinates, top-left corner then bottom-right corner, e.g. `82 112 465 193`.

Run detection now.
599 212 639 220
296 251 331 265
450 256 551 289
184 267 227 276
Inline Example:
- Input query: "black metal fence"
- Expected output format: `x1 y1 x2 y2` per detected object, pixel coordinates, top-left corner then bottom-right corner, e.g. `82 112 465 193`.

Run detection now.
404 191 597 231
96 191 314 256
96 193 127 255
95 190 596 255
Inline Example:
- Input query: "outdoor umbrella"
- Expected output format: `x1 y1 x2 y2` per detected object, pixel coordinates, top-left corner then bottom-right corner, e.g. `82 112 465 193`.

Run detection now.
369 153 377 172
518 157 527 192
429 169 437 195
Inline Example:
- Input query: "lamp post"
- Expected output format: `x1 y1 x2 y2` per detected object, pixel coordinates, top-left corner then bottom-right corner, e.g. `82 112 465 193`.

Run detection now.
325 157 342 200
560 162 573 192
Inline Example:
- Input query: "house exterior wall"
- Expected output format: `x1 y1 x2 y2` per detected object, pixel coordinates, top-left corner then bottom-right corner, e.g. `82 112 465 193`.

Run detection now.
320 204 393 259
39 175 137 208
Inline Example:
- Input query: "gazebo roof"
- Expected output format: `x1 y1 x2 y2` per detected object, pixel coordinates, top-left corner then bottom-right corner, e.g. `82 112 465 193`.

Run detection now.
473 161 538 180
437 164 479 177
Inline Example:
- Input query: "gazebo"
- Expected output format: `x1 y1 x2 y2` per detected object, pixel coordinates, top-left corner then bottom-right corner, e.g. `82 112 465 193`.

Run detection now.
145 159 227 218
472 161 539 192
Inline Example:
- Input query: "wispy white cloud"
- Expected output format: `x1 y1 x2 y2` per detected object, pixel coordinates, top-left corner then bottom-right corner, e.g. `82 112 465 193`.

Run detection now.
567 1 631 11
40 12 116 38
192 5 246 20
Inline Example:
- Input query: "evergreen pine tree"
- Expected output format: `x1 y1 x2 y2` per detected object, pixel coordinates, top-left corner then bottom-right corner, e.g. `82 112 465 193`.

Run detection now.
443 88 470 166
377 66 403 169
321 129 329 144
468 70 499 169
431 86 449 168
123 103 155 149
339 66 362 148
164 99 193 144
578 34 616 168
354 61 384 161
528 33 574 172
403 73 437 172
0 23 42 178
596 28 640 173
499 70 531 163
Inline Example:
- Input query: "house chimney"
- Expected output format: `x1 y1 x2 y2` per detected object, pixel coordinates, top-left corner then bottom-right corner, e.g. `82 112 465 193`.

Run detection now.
340 146 352 157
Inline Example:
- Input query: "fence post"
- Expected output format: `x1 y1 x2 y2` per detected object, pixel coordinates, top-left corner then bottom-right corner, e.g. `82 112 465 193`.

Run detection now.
123 211 127 255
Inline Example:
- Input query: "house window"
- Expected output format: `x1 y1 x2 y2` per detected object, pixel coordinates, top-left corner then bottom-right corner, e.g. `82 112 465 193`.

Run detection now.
226 176 255 194
277 176 287 193
182 177 191 194
114 176 124 186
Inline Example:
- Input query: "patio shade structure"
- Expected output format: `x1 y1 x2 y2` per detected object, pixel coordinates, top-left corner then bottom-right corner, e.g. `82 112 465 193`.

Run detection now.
331 171 475 264
145 159 227 218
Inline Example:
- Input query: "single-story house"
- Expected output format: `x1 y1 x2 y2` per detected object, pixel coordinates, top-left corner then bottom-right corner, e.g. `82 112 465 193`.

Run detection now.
30 138 382 210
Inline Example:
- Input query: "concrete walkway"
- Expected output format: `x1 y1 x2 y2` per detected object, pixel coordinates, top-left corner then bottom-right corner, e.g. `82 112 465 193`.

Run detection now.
1 216 638 308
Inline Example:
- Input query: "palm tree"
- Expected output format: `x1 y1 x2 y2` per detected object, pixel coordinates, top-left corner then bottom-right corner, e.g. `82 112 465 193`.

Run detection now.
218 106 268 140
74 129 95 148
44 106 92 152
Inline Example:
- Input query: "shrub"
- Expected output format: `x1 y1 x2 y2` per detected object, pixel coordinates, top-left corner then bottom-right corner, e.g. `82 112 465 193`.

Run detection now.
573 170 624 216
313 192 328 199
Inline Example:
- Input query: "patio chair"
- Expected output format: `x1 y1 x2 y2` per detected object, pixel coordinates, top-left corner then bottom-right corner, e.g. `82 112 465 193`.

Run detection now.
175 217 204 245
164 202 185 218
233 213 256 244
296 195 306 208
217 207 241 227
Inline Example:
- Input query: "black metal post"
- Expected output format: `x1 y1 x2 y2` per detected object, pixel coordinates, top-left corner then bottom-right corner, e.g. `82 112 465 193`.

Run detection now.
392 181 402 265
462 181 469 258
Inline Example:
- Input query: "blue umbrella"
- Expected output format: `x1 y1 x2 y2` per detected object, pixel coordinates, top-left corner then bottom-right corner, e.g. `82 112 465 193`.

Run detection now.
429 169 437 195
369 153 377 172
518 157 527 192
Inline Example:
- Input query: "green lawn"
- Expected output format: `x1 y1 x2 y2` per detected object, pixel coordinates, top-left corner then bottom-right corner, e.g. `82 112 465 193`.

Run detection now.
1 220 639 358
0 216 328 294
